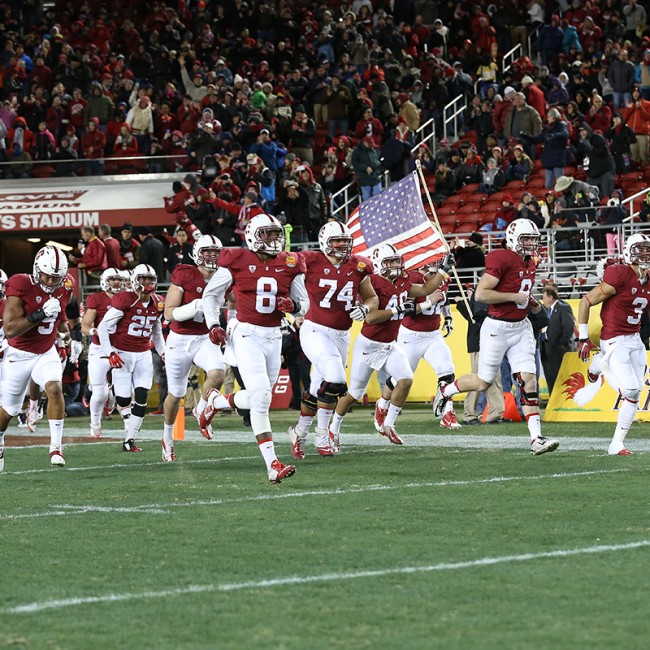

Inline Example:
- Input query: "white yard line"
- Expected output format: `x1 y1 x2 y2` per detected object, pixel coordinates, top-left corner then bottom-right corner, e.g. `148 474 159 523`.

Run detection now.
0 469 628 522
4 539 648 615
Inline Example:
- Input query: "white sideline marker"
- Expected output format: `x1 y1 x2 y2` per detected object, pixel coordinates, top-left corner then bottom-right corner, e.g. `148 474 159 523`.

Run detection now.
4 540 649 614
0 468 628 522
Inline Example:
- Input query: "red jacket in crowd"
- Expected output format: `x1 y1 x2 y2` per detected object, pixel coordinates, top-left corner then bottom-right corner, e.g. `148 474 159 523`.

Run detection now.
81 237 107 273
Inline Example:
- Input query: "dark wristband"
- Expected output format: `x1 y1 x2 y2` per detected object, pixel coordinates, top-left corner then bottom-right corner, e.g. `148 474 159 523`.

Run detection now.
27 309 46 324
71 323 82 341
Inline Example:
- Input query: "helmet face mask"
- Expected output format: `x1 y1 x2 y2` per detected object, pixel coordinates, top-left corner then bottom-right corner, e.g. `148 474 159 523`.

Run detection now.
32 246 69 294
131 264 158 294
192 234 223 270
245 214 286 255
100 268 124 293
318 221 353 261
505 219 540 257
624 234 650 269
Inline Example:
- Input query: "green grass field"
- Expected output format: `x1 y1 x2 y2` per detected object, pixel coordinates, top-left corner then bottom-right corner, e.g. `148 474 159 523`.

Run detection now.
1 407 649 650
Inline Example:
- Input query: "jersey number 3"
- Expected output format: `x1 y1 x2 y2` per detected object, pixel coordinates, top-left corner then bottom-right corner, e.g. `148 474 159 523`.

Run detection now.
627 297 648 325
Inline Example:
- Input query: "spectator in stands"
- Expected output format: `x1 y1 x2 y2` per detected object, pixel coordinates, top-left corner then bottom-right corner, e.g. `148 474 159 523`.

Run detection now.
596 192 626 255
137 226 165 281
521 75 546 121
351 135 383 201
622 86 650 167
478 157 505 195
81 118 105 176
69 225 107 281
126 95 154 156
382 122 412 183
297 165 329 241
113 123 138 158
606 112 637 174
505 92 542 159
167 227 194 273
584 94 612 133
52 135 78 176
622 0 647 43
538 15 564 66
248 127 286 174
84 82 114 130
396 93 420 132
453 232 486 287
355 105 384 148
276 179 311 243
323 75 352 138
214 189 264 245
521 108 569 188
636 50 650 100
456 146 484 188
506 143 534 182
118 222 140 270
98 224 121 269
432 160 458 202
607 49 637 109
34 120 55 161
577 122 616 198
290 105 316 166
540 191 560 229
492 86 516 145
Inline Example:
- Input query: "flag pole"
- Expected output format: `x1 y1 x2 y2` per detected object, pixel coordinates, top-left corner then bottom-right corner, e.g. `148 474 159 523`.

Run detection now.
415 160 474 324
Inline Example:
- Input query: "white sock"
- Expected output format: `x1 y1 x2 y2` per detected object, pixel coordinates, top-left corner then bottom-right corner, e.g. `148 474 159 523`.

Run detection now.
126 414 144 440
330 412 345 435
163 423 174 446
89 391 105 427
526 413 542 440
258 438 276 471
316 407 334 430
377 397 390 410
29 398 39 414
197 396 207 412
49 419 64 451
442 381 460 397
209 389 231 410
297 411 314 433
0 431 5 446
611 399 638 451
384 403 402 428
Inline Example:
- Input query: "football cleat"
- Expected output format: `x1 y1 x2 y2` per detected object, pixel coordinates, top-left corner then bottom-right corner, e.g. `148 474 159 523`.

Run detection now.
123 439 143 452
329 428 341 453
0 446 4 473
162 440 176 462
440 410 462 429
103 390 117 417
287 425 306 460
193 405 214 440
613 448 633 456
16 412 28 428
530 436 560 456
50 448 65 466
268 459 296 484
432 382 450 418
315 428 334 456
380 425 404 445
373 402 388 432
90 424 103 439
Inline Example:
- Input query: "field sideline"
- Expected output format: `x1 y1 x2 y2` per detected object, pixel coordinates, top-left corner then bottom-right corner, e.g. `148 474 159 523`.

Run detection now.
2 407 649 649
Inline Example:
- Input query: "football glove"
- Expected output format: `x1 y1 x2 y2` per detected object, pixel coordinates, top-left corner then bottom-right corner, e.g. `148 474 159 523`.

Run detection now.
442 317 453 338
577 338 597 363
397 299 416 316
107 351 124 369
439 252 456 274
349 303 369 321
276 297 299 314
209 325 227 346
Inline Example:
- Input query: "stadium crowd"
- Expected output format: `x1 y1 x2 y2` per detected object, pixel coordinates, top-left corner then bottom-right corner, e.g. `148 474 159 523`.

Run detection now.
0 0 649 256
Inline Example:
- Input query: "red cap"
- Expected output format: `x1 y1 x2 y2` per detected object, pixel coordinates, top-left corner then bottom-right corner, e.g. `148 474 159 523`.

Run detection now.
502 194 513 203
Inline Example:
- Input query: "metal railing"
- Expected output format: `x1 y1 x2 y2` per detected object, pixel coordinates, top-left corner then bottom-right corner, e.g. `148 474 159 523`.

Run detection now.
331 179 359 221
528 26 542 65
502 43 522 74
443 94 467 143
411 118 436 156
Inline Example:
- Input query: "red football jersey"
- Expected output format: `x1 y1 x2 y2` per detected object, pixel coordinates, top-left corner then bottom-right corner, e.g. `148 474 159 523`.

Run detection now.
600 264 650 340
109 291 164 352
5 273 73 354
361 273 412 343
85 290 113 345
483 248 536 321
169 264 210 335
401 271 449 332
302 251 373 330
218 248 306 327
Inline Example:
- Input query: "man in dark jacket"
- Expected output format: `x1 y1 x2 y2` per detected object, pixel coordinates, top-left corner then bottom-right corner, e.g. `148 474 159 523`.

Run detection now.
606 49 636 109
351 136 383 201
521 108 568 189
578 122 616 198
137 226 166 281
167 227 194 273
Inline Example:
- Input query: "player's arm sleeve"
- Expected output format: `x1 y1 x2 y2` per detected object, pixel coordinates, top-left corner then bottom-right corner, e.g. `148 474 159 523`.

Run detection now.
289 274 309 317
203 267 233 328
97 307 124 355
152 318 165 357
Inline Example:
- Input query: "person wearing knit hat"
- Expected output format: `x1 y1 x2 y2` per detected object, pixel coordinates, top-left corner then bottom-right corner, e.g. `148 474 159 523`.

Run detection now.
605 112 637 174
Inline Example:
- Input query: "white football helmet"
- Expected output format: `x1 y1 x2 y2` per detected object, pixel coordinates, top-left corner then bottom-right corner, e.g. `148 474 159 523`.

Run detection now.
624 233 650 269
244 214 285 255
119 269 132 291
192 234 223 270
100 267 124 293
371 244 404 279
319 221 353 261
505 219 540 257
32 245 69 293
0 268 7 299
131 263 158 294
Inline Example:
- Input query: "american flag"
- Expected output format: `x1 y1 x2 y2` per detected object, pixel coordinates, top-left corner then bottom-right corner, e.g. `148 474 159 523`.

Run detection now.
346 172 446 270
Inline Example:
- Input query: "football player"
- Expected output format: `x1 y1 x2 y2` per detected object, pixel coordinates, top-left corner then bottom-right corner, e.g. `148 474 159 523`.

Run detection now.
577 233 650 455
0 246 74 471
328 244 453 448
81 267 125 438
287 221 378 459
379 258 462 430
433 219 559 455
162 234 228 462
97 263 165 453
201 214 308 484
